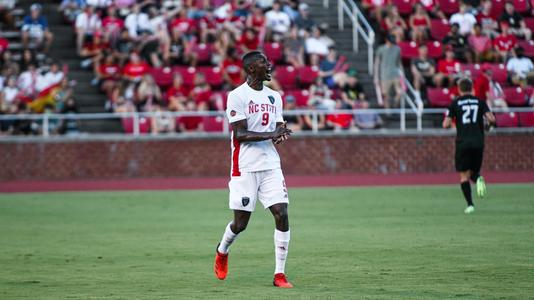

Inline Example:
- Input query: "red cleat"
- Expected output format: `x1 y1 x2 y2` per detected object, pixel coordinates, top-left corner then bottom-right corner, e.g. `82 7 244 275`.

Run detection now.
214 246 228 280
273 273 293 288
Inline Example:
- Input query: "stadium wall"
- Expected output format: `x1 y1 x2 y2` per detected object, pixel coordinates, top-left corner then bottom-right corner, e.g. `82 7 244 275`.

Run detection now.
1 132 533 181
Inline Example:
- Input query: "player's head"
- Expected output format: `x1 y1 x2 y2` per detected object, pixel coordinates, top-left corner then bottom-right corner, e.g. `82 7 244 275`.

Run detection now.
242 51 272 81
458 77 473 95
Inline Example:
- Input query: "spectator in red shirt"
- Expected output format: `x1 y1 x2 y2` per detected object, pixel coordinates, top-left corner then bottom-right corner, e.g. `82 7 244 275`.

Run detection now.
102 6 124 45
436 47 460 87
0 37 8 54
95 54 121 95
221 48 244 88
79 32 109 70
409 3 431 44
170 9 195 39
122 52 150 82
419 0 446 19
177 100 203 132
383 6 407 43
239 27 260 53
167 73 188 111
474 64 491 101
189 72 212 111
493 22 517 62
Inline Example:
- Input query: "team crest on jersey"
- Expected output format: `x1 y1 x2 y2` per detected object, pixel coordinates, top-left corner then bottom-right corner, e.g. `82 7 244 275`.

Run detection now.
268 96 275 104
242 197 250 206
230 110 236 117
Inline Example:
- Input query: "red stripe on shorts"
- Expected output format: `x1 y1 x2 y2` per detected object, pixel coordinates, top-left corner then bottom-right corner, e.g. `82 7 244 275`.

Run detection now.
231 133 241 176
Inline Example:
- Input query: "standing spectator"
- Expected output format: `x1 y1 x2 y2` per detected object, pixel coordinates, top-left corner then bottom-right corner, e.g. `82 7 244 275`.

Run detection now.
493 22 517 62
411 44 437 92
294 3 315 33
21 4 54 53
506 47 534 86
500 1 531 41
449 3 477 36
409 3 431 44
265 1 291 41
374 34 403 108
469 24 493 63
75 5 102 55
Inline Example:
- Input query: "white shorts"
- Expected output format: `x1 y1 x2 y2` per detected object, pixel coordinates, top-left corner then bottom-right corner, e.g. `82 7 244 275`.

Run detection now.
228 168 289 212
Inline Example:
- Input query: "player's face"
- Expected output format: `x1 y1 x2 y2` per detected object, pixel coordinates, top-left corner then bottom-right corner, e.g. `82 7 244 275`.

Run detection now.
252 54 272 81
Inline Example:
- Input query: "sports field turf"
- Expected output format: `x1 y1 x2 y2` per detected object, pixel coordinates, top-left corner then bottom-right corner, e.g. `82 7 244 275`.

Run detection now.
1 184 533 299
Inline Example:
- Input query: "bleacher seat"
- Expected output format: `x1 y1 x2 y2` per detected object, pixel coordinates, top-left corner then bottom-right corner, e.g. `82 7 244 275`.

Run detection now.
427 41 443 59
513 0 529 14
298 65 320 87
495 112 520 127
525 17 534 32
503 87 527 106
122 117 151 134
518 40 534 58
489 64 507 85
264 42 284 63
392 0 413 15
399 41 419 60
430 19 451 41
194 43 212 64
275 65 298 89
439 0 460 15
519 112 534 126
173 66 197 87
491 0 506 19
202 116 224 132
461 64 482 79
150 67 174 89
427 87 453 107
284 89 310 107
199 66 224 88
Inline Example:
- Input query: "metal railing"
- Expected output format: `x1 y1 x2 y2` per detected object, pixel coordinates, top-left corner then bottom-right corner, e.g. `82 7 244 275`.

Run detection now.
338 0 375 74
1 108 533 138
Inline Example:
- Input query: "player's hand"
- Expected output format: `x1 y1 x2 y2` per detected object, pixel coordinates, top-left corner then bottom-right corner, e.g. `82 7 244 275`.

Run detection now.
273 122 292 144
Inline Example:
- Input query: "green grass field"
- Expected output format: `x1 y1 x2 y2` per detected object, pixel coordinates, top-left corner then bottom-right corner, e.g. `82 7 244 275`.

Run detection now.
1 185 534 300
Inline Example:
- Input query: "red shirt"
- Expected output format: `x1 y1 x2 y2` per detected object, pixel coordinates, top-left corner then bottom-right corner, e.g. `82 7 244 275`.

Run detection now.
419 0 435 11
437 59 460 75
102 17 124 33
0 38 8 52
239 34 259 51
474 75 489 101
122 62 150 79
222 58 243 86
170 17 195 34
98 63 121 79
178 116 202 131
83 41 110 52
493 34 517 52
167 85 188 98
326 114 353 128
250 15 265 29
189 85 212 105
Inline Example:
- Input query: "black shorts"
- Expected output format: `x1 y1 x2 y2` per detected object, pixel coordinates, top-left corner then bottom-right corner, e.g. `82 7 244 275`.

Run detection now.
455 145 484 173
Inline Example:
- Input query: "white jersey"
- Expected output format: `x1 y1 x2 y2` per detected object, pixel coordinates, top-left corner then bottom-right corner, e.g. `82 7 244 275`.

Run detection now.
226 82 284 175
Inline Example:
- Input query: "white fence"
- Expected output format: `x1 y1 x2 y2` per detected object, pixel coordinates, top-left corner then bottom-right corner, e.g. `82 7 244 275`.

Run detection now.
0 108 533 138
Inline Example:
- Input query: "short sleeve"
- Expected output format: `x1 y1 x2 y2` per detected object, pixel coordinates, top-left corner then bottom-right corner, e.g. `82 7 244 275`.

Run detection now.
275 92 284 123
446 101 456 119
226 91 246 123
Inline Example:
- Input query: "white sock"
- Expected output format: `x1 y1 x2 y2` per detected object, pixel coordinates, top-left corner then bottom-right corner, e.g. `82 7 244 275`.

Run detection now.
217 222 238 254
274 229 290 274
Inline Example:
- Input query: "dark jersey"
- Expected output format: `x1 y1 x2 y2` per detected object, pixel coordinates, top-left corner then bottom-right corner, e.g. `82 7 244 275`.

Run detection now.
447 94 490 147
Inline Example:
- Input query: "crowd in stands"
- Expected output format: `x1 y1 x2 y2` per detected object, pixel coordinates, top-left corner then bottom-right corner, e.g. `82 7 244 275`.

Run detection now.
370 0 534 126
1 2 79 135
61 0 382 134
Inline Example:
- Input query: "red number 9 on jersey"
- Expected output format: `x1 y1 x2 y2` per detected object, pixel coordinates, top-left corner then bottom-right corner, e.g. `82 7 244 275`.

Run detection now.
261 112 269 126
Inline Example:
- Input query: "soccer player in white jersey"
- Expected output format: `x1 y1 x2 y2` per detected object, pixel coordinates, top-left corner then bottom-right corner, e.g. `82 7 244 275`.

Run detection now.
214 51 294 288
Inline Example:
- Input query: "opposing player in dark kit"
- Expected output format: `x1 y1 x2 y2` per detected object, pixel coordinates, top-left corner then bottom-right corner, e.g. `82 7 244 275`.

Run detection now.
443 77 496 214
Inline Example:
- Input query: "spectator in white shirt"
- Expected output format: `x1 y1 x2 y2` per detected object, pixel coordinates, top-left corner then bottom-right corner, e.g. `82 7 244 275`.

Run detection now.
1 76 19 106
305 26 330 65
265 1 291 40
42 63 65 87
75 5 102 54
506 47 534 86
449 4 476 36
124 4 151 40
17 64 40 97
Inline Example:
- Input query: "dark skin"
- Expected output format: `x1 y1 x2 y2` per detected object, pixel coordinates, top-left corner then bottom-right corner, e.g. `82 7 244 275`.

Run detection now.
229 53 292 234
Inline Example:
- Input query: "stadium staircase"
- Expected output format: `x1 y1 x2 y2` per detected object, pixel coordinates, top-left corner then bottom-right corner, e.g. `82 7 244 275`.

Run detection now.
15 0 122 133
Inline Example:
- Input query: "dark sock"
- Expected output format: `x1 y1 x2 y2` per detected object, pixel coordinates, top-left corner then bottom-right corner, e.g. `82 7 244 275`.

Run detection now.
461 181 473 206
470 173 480 182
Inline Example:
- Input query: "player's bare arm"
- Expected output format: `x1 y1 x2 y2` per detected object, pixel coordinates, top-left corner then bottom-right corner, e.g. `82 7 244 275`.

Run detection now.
232 119 292 143
442 116 452 129
484 111 496 126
